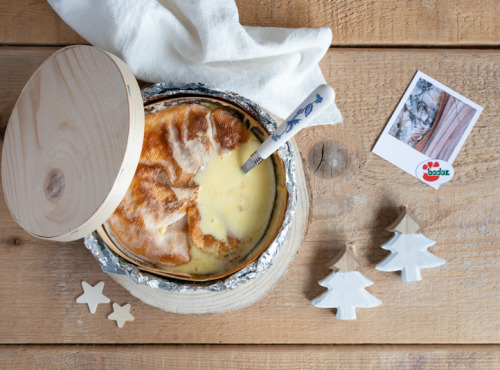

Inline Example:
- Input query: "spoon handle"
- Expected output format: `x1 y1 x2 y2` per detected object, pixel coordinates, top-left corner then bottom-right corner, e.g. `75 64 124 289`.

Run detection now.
242 84 335 173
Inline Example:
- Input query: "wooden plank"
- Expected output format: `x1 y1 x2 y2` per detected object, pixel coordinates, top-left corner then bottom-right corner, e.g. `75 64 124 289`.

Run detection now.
0 345 499 369
0 1 85 45
0 0 499 46
0 47 57 140
238 0 500 46
0 47 499 344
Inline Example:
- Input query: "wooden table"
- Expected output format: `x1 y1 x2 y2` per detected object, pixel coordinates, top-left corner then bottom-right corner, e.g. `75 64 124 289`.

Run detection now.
0 1 499 368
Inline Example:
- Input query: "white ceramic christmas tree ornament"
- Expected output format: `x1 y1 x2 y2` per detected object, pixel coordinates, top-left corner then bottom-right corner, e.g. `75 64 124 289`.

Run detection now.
76 281 110 314
311 243 382 320
375 206 446 282
108 303 135 328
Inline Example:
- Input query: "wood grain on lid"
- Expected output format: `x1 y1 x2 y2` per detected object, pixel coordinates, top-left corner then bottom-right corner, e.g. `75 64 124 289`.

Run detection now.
1 45 144 241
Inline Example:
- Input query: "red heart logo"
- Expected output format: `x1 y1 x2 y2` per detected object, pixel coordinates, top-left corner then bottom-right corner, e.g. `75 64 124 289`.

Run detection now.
423 161 440 182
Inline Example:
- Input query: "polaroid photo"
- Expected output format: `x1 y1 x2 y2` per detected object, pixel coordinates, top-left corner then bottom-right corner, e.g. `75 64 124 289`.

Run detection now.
373 70 483 189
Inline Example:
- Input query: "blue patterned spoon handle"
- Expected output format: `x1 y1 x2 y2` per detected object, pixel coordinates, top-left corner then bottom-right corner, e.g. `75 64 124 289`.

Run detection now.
241 84 335 174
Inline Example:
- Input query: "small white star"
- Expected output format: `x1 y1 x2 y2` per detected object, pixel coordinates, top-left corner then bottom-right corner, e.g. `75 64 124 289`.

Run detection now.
108 303 134 328
76 281 110 314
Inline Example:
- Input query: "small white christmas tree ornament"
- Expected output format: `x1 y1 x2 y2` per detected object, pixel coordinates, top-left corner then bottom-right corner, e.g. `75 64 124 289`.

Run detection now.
311 243 382 320
375 206 446 282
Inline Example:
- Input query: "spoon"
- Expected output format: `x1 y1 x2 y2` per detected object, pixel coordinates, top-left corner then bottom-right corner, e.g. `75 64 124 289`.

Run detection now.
241 84 335 174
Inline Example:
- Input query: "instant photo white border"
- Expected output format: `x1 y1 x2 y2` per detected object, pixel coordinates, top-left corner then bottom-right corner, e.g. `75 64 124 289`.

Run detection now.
373 70 483 189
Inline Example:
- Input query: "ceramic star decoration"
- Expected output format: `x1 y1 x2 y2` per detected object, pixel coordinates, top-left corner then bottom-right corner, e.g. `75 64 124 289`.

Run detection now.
108 303 135 328
76 281 110 314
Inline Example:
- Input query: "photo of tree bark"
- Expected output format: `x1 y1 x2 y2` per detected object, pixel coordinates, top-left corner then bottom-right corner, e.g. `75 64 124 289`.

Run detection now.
389 78 477 161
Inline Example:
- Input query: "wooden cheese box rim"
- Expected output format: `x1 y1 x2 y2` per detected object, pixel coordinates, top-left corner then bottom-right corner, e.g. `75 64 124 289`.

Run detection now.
1 45 145 241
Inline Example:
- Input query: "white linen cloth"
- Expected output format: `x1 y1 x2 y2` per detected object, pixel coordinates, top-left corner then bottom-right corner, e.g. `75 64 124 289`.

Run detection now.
48 0 342 125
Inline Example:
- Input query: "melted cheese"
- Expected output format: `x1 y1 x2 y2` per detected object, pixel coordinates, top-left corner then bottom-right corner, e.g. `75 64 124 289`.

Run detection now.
166 138 276 276
194 139 276 246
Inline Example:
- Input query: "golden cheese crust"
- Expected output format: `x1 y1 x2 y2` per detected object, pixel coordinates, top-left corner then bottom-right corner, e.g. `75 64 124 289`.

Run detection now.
108 101 250 266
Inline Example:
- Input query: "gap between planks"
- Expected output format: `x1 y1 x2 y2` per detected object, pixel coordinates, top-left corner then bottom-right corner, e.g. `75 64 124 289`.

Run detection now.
2 44 500 49
0 344 498 347
0 344 499 369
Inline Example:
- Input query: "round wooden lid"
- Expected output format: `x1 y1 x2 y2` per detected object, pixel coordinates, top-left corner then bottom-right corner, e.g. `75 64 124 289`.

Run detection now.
1 45 144 241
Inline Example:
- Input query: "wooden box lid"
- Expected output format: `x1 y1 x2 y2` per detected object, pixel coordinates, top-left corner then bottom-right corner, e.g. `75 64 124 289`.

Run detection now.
1 45 144 241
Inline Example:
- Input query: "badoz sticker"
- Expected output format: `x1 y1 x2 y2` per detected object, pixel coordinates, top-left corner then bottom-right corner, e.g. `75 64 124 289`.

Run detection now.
416 159 454 186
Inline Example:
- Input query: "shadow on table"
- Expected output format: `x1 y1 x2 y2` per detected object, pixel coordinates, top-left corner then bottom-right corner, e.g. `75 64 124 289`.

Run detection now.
302 202 398 300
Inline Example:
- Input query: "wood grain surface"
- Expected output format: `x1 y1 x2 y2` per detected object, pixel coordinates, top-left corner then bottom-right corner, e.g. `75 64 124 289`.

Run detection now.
1 0 498 46
1 0 499 367
386 206 425 234
1 46 144 241
0 345 499 369
0 47 498 345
